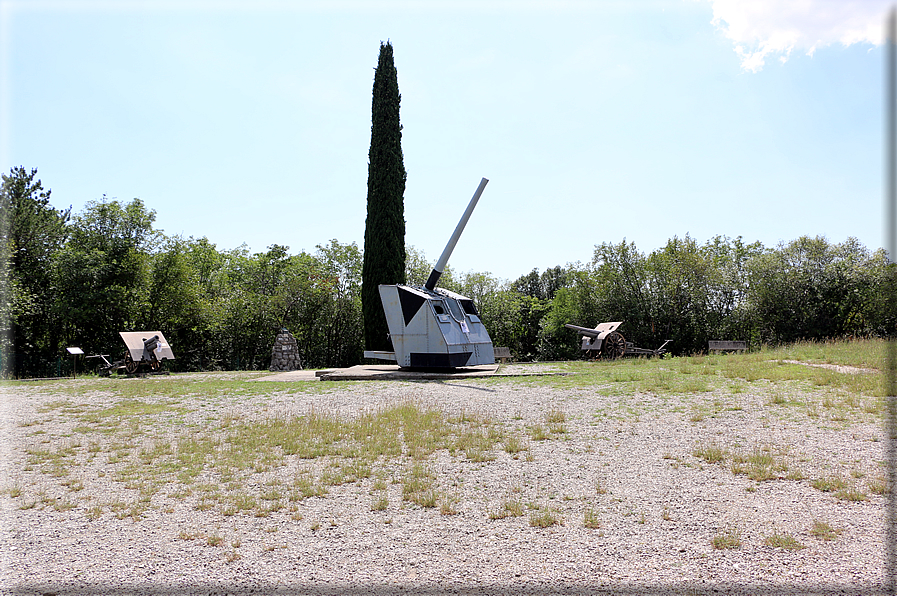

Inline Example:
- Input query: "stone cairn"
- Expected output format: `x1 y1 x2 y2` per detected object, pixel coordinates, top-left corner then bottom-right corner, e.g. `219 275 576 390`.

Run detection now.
269 329 302 371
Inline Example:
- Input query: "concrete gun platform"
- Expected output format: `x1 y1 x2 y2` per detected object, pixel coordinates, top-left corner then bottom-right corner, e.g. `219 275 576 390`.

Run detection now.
326 364 502 381
256 364 498 382
254 363 569 382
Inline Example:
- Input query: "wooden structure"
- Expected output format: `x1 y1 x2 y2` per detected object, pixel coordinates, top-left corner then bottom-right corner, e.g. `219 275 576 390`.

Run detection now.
708 340 747 353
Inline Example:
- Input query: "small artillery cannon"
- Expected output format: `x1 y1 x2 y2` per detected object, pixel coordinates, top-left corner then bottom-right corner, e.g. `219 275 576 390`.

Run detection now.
364 178 494 369
565 321 670 359
88 331 175 376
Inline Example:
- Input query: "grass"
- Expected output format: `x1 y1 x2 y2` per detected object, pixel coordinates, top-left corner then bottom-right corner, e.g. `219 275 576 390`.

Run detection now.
711 527 741 550
19 391 512 519
371 495 389 511
439 494 460 515
774 338 884 370
731 446 788 482
545 409 568 434
528 425 550 441
207 535 224 547
811 476 848 493
490 499 525 519
529 507 561 528
835 486 868 502
693 442 727 464
8 339 888 535
764 531 805 551
402 464 438 508
508 339 888 407
545 409 566 424
810 520 842 541
691 440 795 484
584 507 601 529
502 435 527 456
869 477 889 495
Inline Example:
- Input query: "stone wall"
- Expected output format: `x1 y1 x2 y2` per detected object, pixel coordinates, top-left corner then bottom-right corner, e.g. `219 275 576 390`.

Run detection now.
269 329 302 371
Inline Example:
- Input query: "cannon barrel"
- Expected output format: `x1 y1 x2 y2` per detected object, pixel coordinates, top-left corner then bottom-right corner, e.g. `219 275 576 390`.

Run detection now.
143 335 160 351
424 177 489 291
564 323 601 338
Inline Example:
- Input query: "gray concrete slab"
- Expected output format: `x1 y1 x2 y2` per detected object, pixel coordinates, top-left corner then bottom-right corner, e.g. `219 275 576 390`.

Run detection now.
252 370 324 382
320 364 500 381
253 363 570 382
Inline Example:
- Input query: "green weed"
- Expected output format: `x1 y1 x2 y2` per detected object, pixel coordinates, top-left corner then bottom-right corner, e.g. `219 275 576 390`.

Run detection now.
731 446 786 481
835 487 868 502
490 499 525 519
529 425 550 441
711 527 741 550
693 442 727 464
811 476 848 493
402 464 438 508
584 507 601 529
764 531 804 550
529 508 561 528
810 520 841 541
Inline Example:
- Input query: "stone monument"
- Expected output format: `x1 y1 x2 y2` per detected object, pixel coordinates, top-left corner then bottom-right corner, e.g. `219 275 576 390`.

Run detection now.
269 328 302 371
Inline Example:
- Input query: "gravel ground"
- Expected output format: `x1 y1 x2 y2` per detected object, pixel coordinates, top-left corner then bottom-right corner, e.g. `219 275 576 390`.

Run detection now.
0 365 888 595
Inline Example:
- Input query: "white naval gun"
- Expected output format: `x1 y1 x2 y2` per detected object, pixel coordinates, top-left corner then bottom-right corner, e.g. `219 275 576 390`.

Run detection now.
363 178 495 369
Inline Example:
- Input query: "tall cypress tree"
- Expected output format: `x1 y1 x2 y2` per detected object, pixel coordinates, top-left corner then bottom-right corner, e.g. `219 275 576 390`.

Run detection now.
362 41 406 353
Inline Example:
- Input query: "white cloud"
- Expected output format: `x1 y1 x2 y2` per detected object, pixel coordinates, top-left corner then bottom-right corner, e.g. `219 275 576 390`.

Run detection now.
709 0 891 72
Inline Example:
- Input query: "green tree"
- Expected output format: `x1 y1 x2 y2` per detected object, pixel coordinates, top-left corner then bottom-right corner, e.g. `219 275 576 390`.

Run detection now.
645 235 715 354
589 240 653 347
477 288 525 358
538 286 583 361
52 198 157 360
310 240 364 367
218 244 293 370
142 237 208 371
0 167 70 376
362 40 407 353
700 235 764 345
178 237 231 370
747 236 889 344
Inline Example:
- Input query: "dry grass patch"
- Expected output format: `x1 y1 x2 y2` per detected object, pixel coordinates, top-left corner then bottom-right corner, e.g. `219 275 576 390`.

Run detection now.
835 486 868 502
811 476 848 493
711 527 741 550
529 507 562 528
764 531 804 551
528 425 550 441
810 520 842 541
18 397 512 520
489 499 525 520
731 446 788 482
693 442 727 464
583 507 601 529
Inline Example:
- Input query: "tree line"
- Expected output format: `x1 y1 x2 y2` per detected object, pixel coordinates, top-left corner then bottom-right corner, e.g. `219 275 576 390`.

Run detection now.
1 166 894 378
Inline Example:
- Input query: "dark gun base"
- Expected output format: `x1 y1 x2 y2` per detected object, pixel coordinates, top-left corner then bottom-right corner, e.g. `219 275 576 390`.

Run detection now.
409 351 472 369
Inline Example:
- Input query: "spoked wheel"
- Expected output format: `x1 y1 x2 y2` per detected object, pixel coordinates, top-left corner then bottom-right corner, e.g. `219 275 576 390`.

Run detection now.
150 359 160 371
125 354 139 374
601 332 626 359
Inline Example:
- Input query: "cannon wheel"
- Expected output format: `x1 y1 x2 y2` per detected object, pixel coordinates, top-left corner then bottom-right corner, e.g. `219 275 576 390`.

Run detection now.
602 332 626 359
125 354 139 374
150 359 160 371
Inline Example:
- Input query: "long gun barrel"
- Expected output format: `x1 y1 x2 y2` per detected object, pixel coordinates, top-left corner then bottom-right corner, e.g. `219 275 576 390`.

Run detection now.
564 324 601 338
143 335 160 351
424 177 489 291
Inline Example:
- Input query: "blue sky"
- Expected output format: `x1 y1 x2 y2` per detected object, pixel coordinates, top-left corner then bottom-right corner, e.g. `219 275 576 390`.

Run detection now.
1 0 889 281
